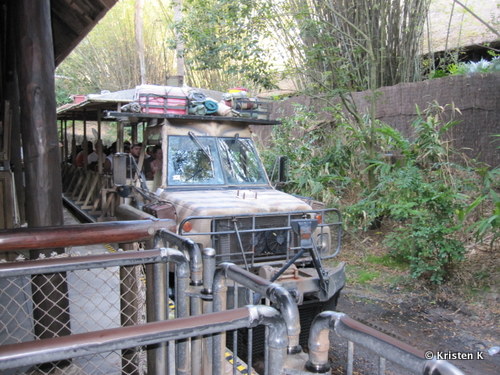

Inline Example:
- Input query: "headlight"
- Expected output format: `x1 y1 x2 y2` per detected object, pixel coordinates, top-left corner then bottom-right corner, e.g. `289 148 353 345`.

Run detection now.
316 230 331 256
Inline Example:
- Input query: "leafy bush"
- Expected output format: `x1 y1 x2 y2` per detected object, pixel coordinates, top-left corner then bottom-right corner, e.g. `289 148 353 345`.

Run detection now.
261 104 355 205
263 101 495 285
431 57 500 78
346 104 469 284
458 166 500 247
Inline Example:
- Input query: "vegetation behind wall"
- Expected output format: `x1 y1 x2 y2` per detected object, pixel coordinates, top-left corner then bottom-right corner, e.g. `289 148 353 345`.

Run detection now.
258 72 499 285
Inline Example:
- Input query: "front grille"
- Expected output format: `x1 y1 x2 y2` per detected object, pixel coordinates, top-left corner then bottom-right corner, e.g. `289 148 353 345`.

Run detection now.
212 215 301 264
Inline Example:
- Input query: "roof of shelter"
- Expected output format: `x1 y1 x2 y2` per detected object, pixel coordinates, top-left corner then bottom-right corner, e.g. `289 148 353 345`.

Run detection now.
423 0 499 54
57 89 135 121
51 0 119 66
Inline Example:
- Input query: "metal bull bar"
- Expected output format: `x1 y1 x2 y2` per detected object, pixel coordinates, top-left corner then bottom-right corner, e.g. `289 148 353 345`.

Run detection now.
0 305 287 375
306 311 465 375
178 208 343 265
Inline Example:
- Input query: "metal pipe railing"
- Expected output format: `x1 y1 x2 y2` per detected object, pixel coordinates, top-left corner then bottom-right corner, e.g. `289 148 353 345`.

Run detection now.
213 262 301 354
0 248 186 278
306 311 465 375
202 247 217 372
210 304 287 375
0 247 190 375
155 229 203 286
0 219 176 252
155 229 204 375
0 306 285 373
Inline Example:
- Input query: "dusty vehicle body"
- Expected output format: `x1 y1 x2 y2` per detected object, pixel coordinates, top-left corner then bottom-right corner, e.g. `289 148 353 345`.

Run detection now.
104 110 345 317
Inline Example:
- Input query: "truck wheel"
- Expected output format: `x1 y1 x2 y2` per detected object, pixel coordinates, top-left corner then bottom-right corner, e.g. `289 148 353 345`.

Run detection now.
299 291 341 349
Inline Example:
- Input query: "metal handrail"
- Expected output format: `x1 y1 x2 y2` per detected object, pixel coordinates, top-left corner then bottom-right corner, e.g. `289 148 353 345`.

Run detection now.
0 219 175 252
0 306 287 375
0 247 191 374
214 262 302 354
307 311 465 375
0 248 187 278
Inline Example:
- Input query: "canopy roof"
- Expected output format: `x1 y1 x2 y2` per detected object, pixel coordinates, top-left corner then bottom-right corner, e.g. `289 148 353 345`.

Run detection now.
56 87 280 125
57 89 135 121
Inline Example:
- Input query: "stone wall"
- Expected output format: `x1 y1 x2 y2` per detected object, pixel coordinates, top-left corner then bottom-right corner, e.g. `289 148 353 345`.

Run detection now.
255 73 499 167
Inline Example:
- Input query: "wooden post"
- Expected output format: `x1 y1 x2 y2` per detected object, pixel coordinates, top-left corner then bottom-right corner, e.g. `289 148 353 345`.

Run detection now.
120 242 142 374
16 0 70 370
4 8 25 229
16 0 63 229
83 110 88 168
97 110 103 174
64 119 68 162
71 117 76 163
59 119 64 162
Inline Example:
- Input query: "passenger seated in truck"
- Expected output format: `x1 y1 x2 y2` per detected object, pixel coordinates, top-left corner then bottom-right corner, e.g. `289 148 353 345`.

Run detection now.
130 143 141 163
144 145 162 180
103 141 116 173
125 142 143 178
74 141 98 169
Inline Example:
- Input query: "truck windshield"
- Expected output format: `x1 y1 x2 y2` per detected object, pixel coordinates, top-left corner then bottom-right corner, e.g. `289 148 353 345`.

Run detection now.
167 135 268 186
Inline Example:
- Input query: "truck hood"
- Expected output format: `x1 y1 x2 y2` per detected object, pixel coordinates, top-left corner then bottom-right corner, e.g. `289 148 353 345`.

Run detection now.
159 188 312 218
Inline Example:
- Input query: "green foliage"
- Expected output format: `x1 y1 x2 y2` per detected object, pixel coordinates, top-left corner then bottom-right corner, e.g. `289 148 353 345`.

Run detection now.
267 0 431 92
351 268 380 285
375 167 466 284
55 76 74 106
346 104 468 284
384 219 464 285
57 0 176 94
178 0 277 90
430 57 500 79
264 101 496 285
261 105 356 205
458 166 500 247
357 270 380 284
364 254 408 270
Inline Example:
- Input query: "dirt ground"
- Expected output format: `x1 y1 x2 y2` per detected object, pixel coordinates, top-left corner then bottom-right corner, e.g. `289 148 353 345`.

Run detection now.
329 231 500 375
331 286 499 375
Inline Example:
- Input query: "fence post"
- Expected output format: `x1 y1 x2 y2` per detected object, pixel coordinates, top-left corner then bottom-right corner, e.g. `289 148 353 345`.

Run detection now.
119 242 142 375
202 248 216 374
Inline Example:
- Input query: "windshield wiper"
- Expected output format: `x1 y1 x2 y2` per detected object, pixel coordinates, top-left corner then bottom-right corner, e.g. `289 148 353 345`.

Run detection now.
233 133 253 154
188 131 213 163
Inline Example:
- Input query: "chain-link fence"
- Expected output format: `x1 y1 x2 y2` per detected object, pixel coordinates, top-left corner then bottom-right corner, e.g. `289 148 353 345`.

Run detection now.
0 249 179 375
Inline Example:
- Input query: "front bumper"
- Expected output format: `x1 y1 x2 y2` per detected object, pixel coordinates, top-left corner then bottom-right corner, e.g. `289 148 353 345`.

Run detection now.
259 261 346 304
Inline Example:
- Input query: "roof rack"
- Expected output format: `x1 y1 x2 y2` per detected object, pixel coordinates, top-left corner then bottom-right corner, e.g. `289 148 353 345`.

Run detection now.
103 111 281 125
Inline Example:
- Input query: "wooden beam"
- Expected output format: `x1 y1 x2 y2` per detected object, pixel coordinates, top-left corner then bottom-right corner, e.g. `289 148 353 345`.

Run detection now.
16 1 71 359
17 0 63 230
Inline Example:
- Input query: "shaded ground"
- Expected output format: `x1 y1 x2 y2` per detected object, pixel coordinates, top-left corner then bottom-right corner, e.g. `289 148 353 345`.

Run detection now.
332 286 499 375
329 230 500 375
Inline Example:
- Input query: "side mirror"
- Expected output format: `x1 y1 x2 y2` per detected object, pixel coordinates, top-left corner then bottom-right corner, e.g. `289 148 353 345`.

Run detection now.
278 156 288 183
113 153 128 186
270 156 288 190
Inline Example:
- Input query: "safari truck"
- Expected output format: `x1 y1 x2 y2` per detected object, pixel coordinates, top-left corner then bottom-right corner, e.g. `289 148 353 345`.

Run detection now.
61 85 345 342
